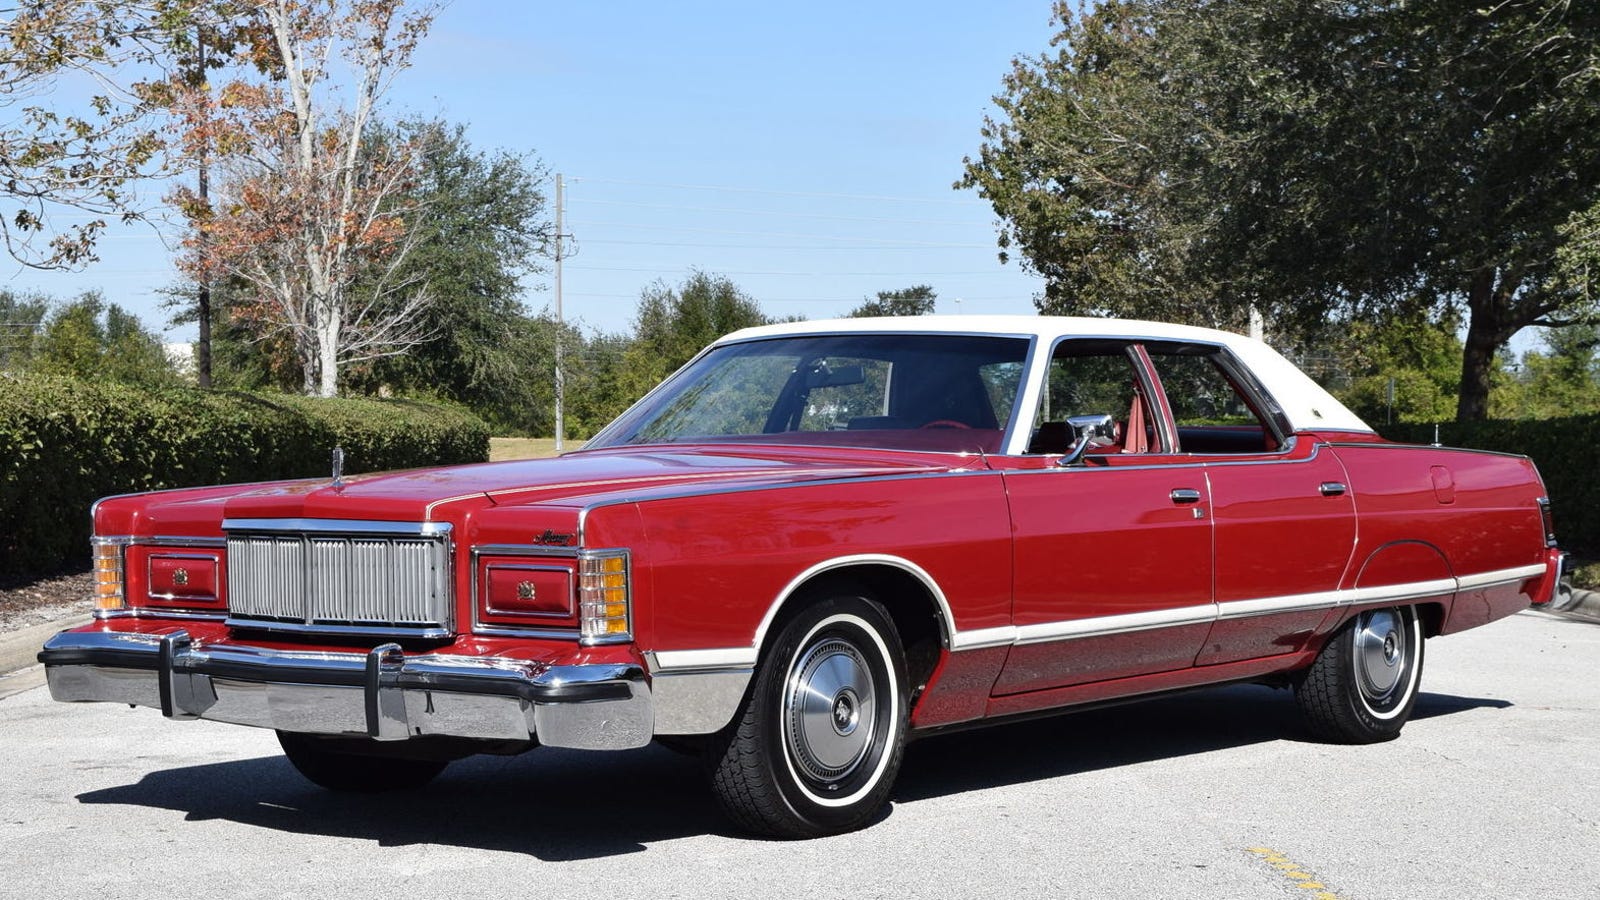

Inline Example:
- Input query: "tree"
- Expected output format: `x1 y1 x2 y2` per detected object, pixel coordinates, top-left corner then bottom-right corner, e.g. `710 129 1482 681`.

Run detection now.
31 290 178 385
171 0 439 397
565 329 634 437
0 289 47 371
1497 324 1600 419
962 0 1600 420
848 285 937 318
1322 306 1464 425
341 119 552 426
0 1 189 268
616 271 769 403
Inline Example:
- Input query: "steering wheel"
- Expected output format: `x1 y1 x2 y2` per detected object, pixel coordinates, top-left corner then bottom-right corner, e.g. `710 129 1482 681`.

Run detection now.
919 419 972 430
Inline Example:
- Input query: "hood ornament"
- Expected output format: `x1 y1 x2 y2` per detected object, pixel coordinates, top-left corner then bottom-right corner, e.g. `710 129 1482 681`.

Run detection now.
331 446 345 490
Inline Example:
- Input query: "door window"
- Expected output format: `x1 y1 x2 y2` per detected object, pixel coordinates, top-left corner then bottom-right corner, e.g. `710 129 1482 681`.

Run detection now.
1147 350 1280 453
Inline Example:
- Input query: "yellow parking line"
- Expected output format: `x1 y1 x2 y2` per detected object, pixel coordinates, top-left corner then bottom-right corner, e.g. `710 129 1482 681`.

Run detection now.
1247 847 1342 900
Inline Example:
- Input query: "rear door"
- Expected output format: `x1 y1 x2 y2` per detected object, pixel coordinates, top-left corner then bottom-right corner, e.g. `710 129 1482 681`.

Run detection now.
1144 346 1357 664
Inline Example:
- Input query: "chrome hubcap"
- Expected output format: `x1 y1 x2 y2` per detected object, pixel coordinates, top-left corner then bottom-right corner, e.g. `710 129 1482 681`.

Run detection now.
1354 608 1409 705
785 638 877 783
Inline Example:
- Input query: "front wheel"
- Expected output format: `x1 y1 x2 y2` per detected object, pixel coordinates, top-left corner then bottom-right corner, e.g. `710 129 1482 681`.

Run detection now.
1294 605 1424 743
707 594 909 838
277 731 448 792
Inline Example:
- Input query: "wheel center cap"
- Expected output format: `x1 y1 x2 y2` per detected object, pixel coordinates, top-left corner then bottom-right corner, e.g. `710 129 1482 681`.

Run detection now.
831 690 859 735
1383 633 1398 663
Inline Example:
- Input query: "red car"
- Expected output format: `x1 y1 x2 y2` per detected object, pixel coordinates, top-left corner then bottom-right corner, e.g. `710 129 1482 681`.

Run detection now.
40 317 1564 837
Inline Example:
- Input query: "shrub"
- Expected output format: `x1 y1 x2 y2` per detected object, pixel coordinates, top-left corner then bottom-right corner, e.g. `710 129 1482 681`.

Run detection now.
0 374 489 577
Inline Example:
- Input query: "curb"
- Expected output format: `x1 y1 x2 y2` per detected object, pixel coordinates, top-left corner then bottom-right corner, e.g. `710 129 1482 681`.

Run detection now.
0 616 80 678
1553 586 1600 622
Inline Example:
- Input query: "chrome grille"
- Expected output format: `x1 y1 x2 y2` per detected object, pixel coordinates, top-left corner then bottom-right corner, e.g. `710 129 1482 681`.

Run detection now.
224 520 453 637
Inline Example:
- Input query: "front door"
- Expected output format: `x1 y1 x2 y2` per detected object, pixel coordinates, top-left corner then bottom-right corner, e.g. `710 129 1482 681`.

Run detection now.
995 341 1215 695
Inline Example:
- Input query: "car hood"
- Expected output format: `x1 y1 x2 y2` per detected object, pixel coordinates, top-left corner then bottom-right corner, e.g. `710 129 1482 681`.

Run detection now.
209 445 960 525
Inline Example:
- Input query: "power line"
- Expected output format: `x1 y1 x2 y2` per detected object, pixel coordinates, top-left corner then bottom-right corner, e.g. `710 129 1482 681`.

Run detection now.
574 198 987 227
565 291 1029 303
579 239 992 251
566 220 993 247
568 264 1002 277
571 176 989 206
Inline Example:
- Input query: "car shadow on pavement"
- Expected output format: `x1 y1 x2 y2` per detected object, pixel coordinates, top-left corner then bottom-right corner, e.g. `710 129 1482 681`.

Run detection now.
893 683 1511 802
76 743 727 859
72 684 1509 855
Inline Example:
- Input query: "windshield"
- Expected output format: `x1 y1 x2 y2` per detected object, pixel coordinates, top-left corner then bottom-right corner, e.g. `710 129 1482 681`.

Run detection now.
588 333 1032 453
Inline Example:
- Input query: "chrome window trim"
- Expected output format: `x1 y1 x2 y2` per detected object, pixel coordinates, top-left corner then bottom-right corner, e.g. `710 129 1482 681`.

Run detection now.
1324 440 1534 461
1025 337 1178 455
1000 434 1313 476
1205 346 1294 445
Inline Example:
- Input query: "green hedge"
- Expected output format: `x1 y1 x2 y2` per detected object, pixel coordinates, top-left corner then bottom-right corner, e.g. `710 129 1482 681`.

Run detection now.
0 374 490 577
1381 415 1600 558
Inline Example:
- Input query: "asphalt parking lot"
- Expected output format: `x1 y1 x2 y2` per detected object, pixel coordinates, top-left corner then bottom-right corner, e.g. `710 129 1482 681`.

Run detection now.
2 609 1596 900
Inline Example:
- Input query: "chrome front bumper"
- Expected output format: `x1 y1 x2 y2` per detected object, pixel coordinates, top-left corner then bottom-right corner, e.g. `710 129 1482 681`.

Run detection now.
39 629 653 751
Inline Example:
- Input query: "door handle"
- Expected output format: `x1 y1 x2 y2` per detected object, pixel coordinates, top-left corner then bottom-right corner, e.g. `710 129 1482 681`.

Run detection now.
1170 488 1202 504
1320 482 1348 497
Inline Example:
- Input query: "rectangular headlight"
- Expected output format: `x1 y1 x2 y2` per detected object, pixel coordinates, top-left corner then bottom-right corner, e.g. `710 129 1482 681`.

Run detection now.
578 549 631 643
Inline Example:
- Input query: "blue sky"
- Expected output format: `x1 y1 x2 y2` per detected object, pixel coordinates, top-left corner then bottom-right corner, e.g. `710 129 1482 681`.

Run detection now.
4 1 1063 340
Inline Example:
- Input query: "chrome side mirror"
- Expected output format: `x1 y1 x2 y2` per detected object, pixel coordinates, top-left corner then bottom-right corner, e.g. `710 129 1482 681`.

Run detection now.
1057 414 1117 467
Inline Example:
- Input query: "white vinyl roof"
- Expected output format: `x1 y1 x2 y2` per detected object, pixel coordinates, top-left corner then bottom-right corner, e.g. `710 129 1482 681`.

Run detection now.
717 315 1374 435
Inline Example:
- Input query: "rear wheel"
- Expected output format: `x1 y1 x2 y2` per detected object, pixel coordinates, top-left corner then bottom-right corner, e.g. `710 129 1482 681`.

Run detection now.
1294 605 1424 743
708 594 909 838
277 731 448 792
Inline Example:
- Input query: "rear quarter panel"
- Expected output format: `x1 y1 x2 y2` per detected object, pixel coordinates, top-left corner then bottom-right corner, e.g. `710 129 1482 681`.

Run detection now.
1328 441 1549 632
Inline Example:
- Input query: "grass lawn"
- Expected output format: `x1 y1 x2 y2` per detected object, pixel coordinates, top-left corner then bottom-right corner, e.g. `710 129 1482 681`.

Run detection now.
488 437 582 461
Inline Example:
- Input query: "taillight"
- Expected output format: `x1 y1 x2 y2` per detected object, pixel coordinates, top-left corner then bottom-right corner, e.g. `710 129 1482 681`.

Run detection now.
1539 497 1557 547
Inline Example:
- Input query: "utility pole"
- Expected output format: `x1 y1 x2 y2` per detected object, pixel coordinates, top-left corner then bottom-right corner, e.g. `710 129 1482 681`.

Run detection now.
194 24 212 388
553 173 565 452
